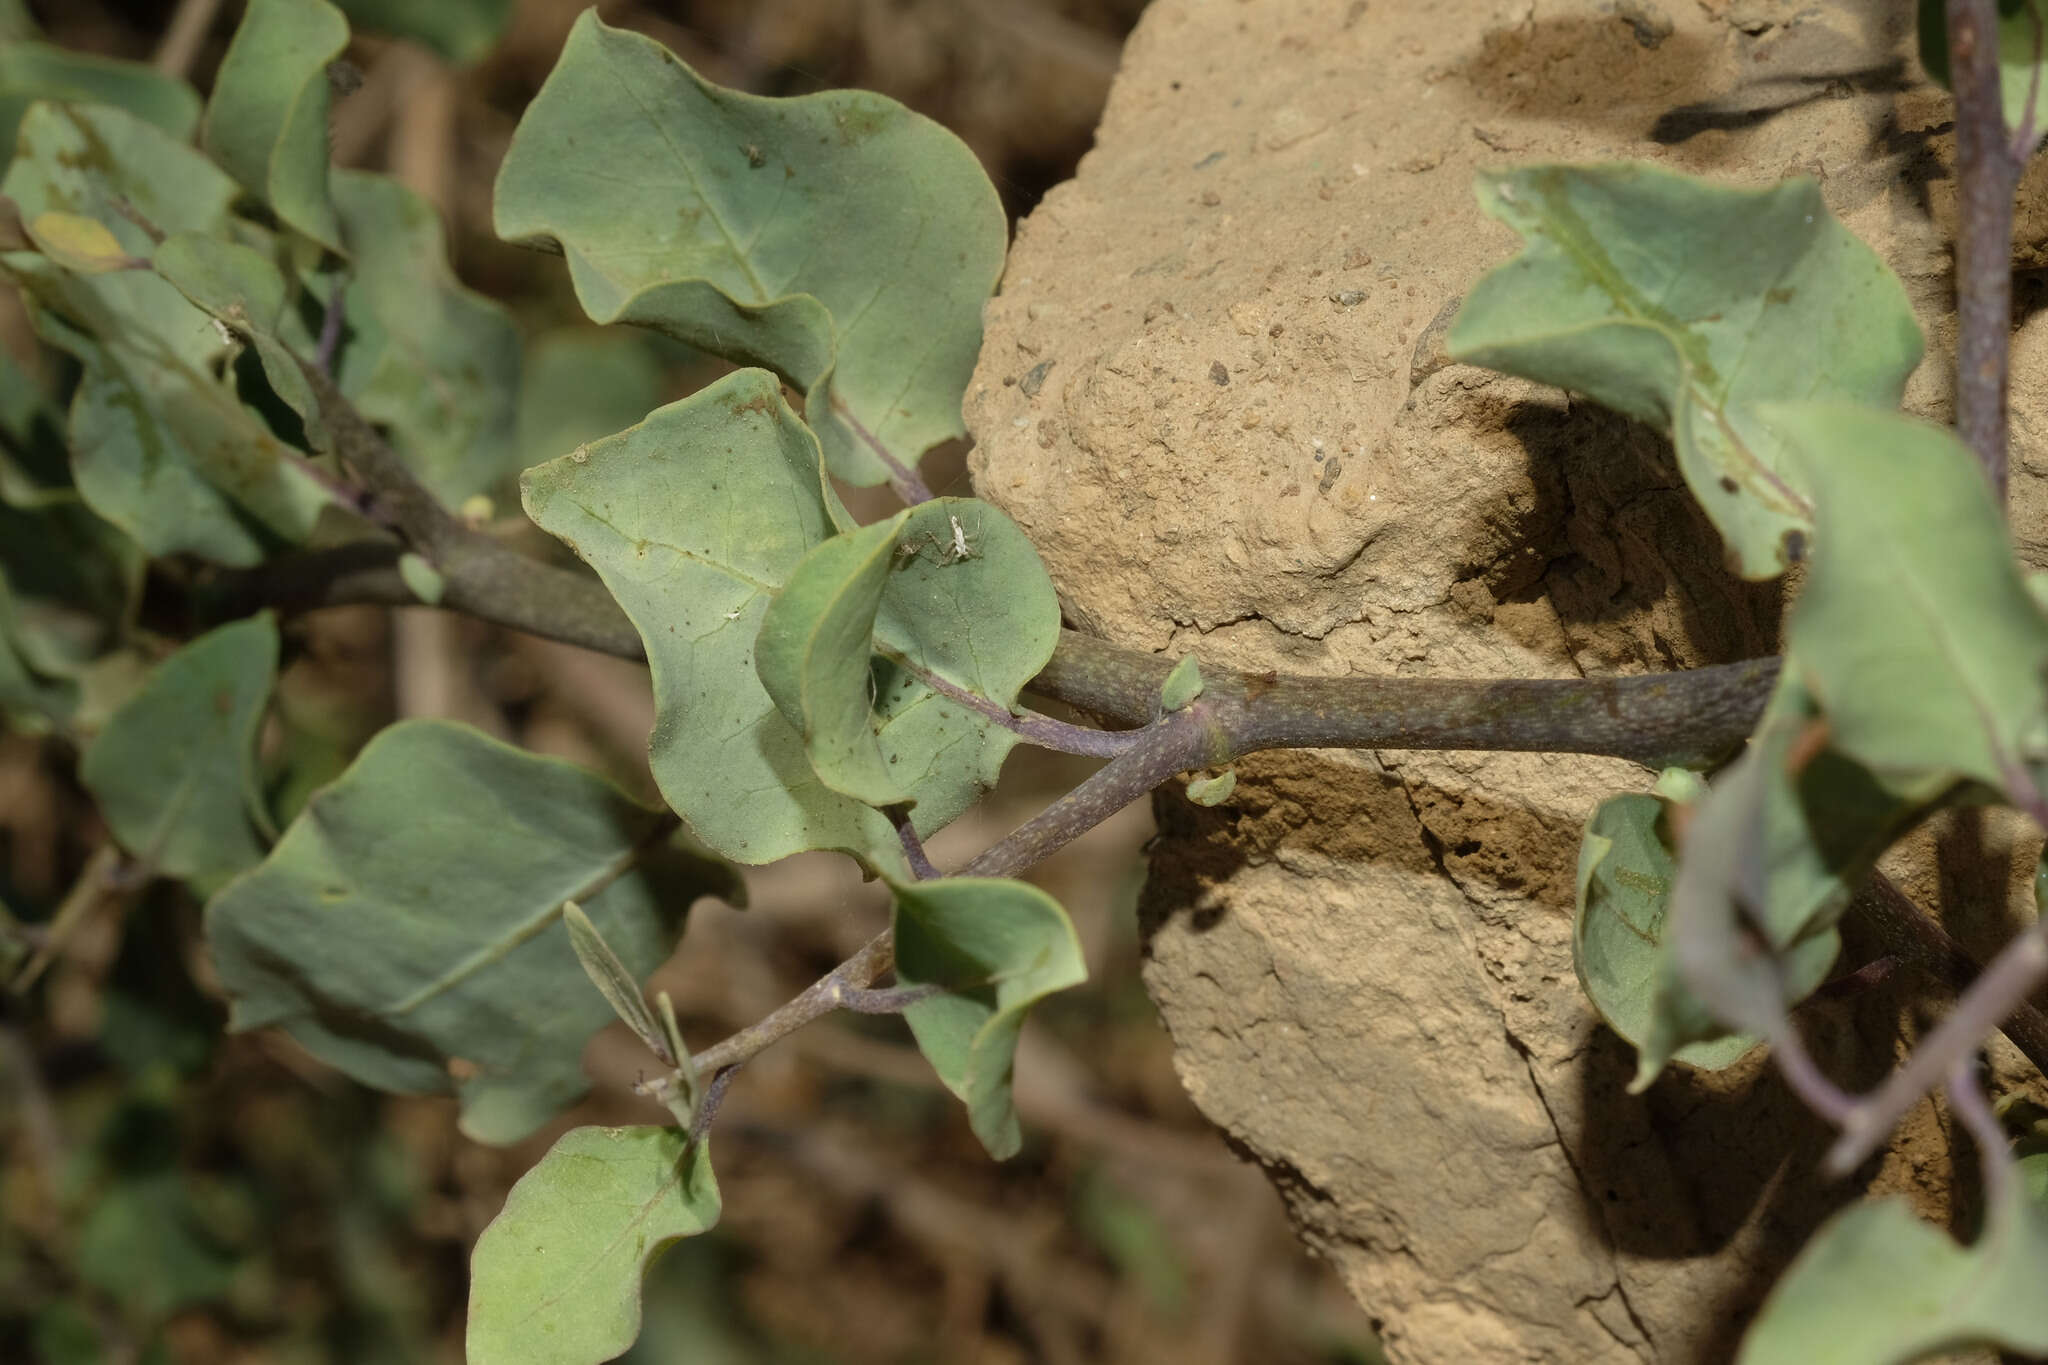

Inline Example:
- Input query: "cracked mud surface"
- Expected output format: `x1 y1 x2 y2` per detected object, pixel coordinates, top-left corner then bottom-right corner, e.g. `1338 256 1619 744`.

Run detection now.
967 0 2048 1360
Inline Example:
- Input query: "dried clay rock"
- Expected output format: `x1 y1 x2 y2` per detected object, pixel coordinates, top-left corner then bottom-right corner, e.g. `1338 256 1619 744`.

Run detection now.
966 1 2048 1361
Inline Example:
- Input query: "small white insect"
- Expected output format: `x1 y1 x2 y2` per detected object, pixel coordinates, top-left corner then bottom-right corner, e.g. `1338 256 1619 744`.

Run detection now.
895 510 981 565
946 512 976 562
724 608 742 621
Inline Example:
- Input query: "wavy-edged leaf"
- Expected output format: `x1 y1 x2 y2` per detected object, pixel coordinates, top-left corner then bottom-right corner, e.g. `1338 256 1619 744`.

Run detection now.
80 615 278 896
493 11 1006 486
467 1125 719 1365
1574 784 1757 1079
333 0 513 65
0 102 329 563
523 372 1047 869
521 369 878 865
1772 402 2048 792
205 720 738 1144
0 41 201 176
872 497 1060 777
1449 164 1922 578
201 0 348 251
1654 665 1940 1082
895 877 1087 1158
755 497 1059 811
756 513 912 805
1738 1176 2048 1364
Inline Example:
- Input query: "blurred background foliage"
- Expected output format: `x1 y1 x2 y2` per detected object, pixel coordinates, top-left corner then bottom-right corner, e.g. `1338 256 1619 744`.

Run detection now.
0 1 1384 1361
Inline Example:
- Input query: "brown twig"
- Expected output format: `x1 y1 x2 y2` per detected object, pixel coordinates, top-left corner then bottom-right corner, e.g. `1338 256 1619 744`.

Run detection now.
1947 0 2021 498
152 0 227 78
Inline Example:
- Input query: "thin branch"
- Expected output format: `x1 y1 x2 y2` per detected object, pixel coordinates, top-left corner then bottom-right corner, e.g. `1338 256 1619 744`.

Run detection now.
963 708 1216 878
687 1063 740 1145
880 647 1142 757
1825 921 2048 1175
838 984 944 1013
8 844 129 993
153 0 227 78
314 277 347 377
1947 0 2022 498
1946 1055 2016 1211
689 930 895 1074
887 803 940 879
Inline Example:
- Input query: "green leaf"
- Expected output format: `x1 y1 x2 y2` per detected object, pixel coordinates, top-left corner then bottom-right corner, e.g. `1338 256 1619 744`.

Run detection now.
1738 1180 2048 1364
1 102 331 564
0 565 76 726
205 720 737 1143
0 493 141 680
1771 403 2048 793
493 12 1006 486
332 0 513 65
1448 164 1922 578
1159 654 1204 712
326 169 524 505
152 170 529 510
396 551 445 604
894 877 1087 1158
515 329 665 470
1575 787 1758 1080
80 615 279 896
0 347 72 506
201 0 349 251
468 1125 720 1365
149 230 319 424
1653 665 1937 1081
1918 0 2048 154
75 1172 238 1322
869 496 1060 782
755 497 1059 811
23 209 141 271
521 370 872 864
0 41 201 177
523 373 1056 869
562 900 669 1062
755 514 914 805
1184 770 1235 805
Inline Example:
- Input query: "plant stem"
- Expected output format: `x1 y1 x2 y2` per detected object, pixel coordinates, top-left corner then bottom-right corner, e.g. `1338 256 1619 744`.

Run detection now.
1854 871 2048 1076
1825 923 2048 1175
887 804 940 880
690 930 896 1075
829 393 934 504
879 647 1142 757
1947 0 2020 498
256 359 652 659
962 708 1217 878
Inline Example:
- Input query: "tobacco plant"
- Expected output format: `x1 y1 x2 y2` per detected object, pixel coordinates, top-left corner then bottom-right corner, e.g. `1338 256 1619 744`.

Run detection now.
5 1 2048 1361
